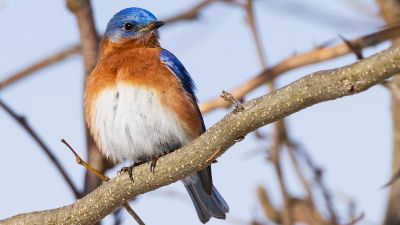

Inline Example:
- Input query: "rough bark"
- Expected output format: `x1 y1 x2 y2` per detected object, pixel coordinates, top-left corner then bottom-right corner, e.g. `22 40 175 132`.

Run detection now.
375 1 400 224
65 0 113 195
1 42 400 225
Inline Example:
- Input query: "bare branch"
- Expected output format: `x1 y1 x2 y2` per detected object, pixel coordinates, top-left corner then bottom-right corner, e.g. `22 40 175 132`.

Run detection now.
66 0 99 76
375 2 400 225
164 0 215 24
65 0 112 198
2 42 400 225
257 186 281 223
0 99 80 199
199 23 400 113
0 45 80 89
339 35 364 60
296 145 337 224
244 0 267 68
0 0 237 90
286 143 314 208
61 139 145 225
61 139 109 182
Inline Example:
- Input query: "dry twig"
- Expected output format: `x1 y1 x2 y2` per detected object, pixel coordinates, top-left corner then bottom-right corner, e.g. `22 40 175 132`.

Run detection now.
2 38 400 225
0 45 80 90
61 139 145 225
0 0 238 90
0 99 80 198
199 23 400 113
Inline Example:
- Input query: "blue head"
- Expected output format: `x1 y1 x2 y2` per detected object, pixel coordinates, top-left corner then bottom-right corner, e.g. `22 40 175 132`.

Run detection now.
104 8 164 43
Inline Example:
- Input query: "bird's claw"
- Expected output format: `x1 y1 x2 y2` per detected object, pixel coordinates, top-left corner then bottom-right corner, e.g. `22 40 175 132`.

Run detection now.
150 156 159 174
119 165 135 182
149 151 171 173
119 160 147 182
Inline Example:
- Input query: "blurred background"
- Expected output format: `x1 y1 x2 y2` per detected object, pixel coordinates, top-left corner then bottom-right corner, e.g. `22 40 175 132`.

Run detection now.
0 0 398 225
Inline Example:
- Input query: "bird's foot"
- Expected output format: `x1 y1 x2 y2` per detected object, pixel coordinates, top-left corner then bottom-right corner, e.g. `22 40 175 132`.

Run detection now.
150 151 170 174
119 160 146 182
119 165 135 182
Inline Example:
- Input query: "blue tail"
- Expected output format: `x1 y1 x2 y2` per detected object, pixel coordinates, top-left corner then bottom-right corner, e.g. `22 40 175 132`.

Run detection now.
183 174 229 223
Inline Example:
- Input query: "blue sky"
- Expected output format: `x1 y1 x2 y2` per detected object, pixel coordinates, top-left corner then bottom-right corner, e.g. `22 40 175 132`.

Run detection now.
0 0 394 224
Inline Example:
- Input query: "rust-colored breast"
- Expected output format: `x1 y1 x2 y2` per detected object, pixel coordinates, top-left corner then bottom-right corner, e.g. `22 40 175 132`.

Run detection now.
84 43 204 142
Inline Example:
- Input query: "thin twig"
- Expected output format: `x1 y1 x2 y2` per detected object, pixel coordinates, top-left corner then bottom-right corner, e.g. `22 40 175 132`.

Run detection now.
341 212 365 225
0 99 80 198
61 139 145 225
66 0 110 199
220 90 244 113
164 0 241 24
286 142 314 206
269 122 292 225
257 186 281 223
0 45 80 89
296 146 338 224
0 0 237 90
122 203 145 225
245 0 267 68
244 3 294 223
2 40 400 224
244 0 270 139
200 22 400 113
382 166 400 187
164 0 214 24
61 139 109 181
339 34 364 59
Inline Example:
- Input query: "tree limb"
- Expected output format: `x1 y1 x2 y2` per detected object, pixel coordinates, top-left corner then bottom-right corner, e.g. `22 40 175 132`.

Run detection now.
0 0 235 90
0 99 81 199
1 42 400 225
199 22 400 113
375 1 400 225
0 45 80 90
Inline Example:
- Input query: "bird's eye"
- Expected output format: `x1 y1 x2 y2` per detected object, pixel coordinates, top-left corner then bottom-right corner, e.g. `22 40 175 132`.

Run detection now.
124 23 133 31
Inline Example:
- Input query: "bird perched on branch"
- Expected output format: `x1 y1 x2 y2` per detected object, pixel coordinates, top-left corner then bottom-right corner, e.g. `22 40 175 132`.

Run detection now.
84 7 229 223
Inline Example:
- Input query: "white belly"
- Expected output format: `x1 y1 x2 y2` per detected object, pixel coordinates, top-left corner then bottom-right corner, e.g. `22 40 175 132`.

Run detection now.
90 83 189 163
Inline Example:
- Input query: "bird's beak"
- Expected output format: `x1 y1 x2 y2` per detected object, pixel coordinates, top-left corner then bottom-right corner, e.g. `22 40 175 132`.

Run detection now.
140 21 165 33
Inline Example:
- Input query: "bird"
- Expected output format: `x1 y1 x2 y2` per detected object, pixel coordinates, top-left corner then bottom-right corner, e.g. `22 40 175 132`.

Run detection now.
83 7 229 223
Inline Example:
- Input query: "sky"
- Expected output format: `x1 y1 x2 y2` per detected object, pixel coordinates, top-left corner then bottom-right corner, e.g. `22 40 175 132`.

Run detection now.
0 0 395 224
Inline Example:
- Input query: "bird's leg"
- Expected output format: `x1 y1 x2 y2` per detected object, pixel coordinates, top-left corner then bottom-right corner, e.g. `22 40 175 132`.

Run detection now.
119 158 147 182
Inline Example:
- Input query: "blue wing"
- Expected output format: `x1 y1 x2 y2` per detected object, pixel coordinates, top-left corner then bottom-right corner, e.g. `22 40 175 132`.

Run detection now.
160 49 213 196
159 49 198 102
159 48 206 133
160 49 214 195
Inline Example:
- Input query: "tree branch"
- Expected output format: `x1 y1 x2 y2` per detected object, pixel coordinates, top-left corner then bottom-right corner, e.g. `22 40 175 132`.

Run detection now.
61 139 145 225
199 23 400 113
164 0 215 24
375 1 400 225
1 42 400 225
0 99 80 198
0 45 80 90
65 0 110 198
0 0 237 90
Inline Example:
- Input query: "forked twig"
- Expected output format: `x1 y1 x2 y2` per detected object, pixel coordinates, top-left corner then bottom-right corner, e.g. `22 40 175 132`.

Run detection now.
61 139 109 182
220 90 244 113
61 139 145 225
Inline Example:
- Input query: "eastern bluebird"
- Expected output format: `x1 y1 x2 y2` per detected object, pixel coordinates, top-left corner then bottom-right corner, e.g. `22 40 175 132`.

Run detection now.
84 7 229 223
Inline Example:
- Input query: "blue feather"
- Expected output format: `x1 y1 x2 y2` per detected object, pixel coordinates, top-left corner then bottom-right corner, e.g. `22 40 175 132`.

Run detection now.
160 49 198 102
